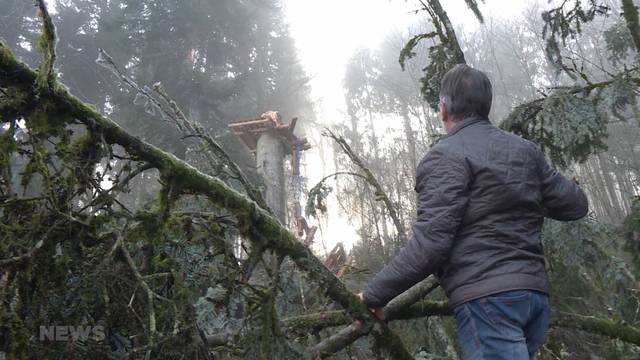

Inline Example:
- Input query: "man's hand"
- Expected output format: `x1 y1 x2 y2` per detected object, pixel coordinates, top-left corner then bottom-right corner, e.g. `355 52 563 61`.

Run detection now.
356 292 385 322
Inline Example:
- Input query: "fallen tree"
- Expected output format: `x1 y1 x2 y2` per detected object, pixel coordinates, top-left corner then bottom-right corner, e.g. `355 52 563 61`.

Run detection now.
0 3 411 358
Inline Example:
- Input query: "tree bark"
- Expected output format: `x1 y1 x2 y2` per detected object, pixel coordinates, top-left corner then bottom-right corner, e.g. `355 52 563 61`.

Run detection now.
256 130 287 223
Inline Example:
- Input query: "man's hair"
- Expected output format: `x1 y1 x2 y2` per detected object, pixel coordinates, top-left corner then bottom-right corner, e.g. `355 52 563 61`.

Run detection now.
439 64 492 120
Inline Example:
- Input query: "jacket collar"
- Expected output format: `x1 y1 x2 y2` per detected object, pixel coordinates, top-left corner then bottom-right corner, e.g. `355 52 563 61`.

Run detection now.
442 116 490 139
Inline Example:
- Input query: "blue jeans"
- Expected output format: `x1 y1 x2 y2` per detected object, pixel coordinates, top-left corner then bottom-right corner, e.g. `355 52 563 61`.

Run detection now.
454 290 550 360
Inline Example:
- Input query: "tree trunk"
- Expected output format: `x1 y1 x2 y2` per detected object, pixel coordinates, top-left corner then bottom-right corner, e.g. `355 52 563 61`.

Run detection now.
256 131 286 223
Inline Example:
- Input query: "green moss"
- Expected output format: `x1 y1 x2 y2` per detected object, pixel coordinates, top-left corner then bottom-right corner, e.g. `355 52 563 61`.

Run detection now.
0 125 16 182
25 103 71 140
35 0 57 92
0 40 12 63
554 313 640 346
0 310 29 359
19 141 48 195
0 88 28 120
151 252 173 272
32 243 71 300
65 130 105 195
254 289 285 359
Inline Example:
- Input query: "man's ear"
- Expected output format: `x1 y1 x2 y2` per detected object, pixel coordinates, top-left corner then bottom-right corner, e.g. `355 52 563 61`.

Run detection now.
439 101 449 122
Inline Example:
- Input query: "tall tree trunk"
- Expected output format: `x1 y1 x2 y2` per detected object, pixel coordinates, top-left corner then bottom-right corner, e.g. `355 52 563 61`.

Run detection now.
597 154 624 222
401 102 418 179
256 131 287 223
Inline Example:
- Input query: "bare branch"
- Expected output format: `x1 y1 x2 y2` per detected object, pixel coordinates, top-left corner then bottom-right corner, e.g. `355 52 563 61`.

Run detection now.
308 322 365 358
95 49 269 211
105 162 154 193
323 128 409 245
112 233 172 359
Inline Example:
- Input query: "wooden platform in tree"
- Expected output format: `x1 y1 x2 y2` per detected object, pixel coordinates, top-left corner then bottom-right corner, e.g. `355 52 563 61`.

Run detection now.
228 111 311 155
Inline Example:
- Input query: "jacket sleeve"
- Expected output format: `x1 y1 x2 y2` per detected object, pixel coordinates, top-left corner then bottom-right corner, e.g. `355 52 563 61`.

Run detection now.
362 147 470 308
536 147 589 221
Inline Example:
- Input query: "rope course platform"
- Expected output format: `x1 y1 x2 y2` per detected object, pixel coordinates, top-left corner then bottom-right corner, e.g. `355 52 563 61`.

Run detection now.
228 111 310 155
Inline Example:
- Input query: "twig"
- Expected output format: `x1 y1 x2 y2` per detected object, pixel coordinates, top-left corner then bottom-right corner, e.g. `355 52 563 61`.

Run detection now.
312 171 368 184
0 220 61 268
0 239 44 268
0 196 47 207
188 131 268 211
112 234 171 357
142 272 171 280
105 162 154 193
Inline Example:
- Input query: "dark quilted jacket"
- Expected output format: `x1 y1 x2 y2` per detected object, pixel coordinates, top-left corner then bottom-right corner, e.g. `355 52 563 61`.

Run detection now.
362 116 588 308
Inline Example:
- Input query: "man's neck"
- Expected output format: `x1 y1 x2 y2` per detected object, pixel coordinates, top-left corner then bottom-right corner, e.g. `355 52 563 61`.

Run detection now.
444 116 489 135
443 118 456 133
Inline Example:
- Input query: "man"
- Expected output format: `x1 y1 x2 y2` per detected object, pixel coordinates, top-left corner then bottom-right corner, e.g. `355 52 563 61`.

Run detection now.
359 64 588 359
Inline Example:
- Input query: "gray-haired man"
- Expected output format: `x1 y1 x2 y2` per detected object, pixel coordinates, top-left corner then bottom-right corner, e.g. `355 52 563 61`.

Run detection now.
360 64 588 359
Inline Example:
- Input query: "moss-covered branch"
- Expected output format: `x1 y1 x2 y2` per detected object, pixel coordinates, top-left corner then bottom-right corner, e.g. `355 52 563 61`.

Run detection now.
0 39 412 359
286 301 640 349
463 0 484 23
304 277 441 358
383 276 440 320
285 301 640 349
422 0 466 64
551 312 640 346
35 0 56 91
307 322 363 358
284 300 452 335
